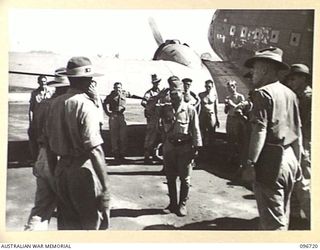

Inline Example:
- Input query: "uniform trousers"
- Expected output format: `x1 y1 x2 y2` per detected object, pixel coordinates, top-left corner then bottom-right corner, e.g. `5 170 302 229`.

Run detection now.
291 139 311 221
55 157 109 230
144 116 160 156
163 141 194 202
109 113 127 157
254 146 300 230
226 115 241 143
28 126 39 161
226 115 249 166
26 147 57 230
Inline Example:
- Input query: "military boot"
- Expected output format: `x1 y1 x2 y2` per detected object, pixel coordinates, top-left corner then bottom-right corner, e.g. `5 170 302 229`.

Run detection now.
163 181 178 214
177 182 190 217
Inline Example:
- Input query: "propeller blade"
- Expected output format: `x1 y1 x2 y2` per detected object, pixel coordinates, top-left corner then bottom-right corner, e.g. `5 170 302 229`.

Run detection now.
9 71 56 77
148 17 164 46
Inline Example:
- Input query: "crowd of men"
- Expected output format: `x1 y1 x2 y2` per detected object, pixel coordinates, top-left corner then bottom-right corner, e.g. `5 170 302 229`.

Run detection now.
25 46 311 231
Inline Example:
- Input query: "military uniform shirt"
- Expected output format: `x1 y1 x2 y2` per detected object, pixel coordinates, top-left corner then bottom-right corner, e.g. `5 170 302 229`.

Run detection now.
142 88 160 106
47 88 103 157
161 102 202 147
142 88 160 117
298 85 312 142
250 81 301 147
104 90 131 113
30 87 54 114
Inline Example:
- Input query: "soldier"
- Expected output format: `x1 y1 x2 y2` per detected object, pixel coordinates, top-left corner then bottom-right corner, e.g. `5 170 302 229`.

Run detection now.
198 79 220 146
103 82 133 163
224 80 245 166
160 76 202 216
46 57 110 230
141 74 161 164
28 75 54 160
242 47 302 230
24 68 69 231
182 78 200 110
285 64 311 222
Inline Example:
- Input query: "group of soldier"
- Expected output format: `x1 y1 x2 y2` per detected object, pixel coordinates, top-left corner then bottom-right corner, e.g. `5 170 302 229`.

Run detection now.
25 46 311 231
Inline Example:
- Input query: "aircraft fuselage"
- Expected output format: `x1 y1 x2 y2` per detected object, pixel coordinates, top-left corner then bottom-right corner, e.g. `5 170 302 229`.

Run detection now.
209 10 314 75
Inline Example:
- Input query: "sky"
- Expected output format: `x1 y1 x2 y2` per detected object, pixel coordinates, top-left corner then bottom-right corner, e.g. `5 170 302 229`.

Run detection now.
8 9 217 60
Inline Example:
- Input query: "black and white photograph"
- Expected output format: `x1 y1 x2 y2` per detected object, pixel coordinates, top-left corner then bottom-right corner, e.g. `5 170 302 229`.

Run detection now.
4 6 316 238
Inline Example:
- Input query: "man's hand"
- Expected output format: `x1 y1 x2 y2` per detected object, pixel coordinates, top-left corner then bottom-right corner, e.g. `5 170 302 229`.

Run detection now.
97 190 110 212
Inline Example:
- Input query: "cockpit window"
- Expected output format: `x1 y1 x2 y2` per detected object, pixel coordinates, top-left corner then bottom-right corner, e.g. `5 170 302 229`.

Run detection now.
290 32 301 46
270 30 280 43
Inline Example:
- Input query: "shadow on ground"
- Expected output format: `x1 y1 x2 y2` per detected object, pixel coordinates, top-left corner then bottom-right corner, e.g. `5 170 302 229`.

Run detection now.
143 217 260 230
108 171 164 176
111 208 166 218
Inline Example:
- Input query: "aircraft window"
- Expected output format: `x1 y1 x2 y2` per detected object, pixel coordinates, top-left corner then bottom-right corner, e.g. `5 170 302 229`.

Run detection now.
230 25 236 36
240 27 248 38
253 28 262 40
290 33 301 46
270 30 280 43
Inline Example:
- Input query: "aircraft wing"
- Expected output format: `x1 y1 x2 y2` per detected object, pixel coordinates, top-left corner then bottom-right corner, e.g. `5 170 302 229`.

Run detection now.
202 60 250 102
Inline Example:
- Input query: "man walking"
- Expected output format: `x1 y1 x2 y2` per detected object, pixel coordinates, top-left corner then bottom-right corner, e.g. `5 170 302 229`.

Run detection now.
160 76 202 216
46 57 110 230
242 47 302 230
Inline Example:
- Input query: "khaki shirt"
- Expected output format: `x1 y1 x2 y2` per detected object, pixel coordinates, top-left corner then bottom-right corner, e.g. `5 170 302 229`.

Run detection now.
249 81 301 147
29 86 54 114
104 90 131 113
298 85 312 143
46 88 103 157
160 102 202 147
141 87 160 118
141 88 160 106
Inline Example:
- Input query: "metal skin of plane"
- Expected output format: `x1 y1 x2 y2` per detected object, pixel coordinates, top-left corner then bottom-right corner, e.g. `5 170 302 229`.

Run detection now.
203 9 314 100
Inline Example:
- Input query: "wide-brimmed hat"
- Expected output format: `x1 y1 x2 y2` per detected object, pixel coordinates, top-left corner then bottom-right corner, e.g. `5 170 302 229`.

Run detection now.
288 64 311 77
151 74 161 83
168 76 183 93
244 47 289 70
57 57 104 77
47 67 70 87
